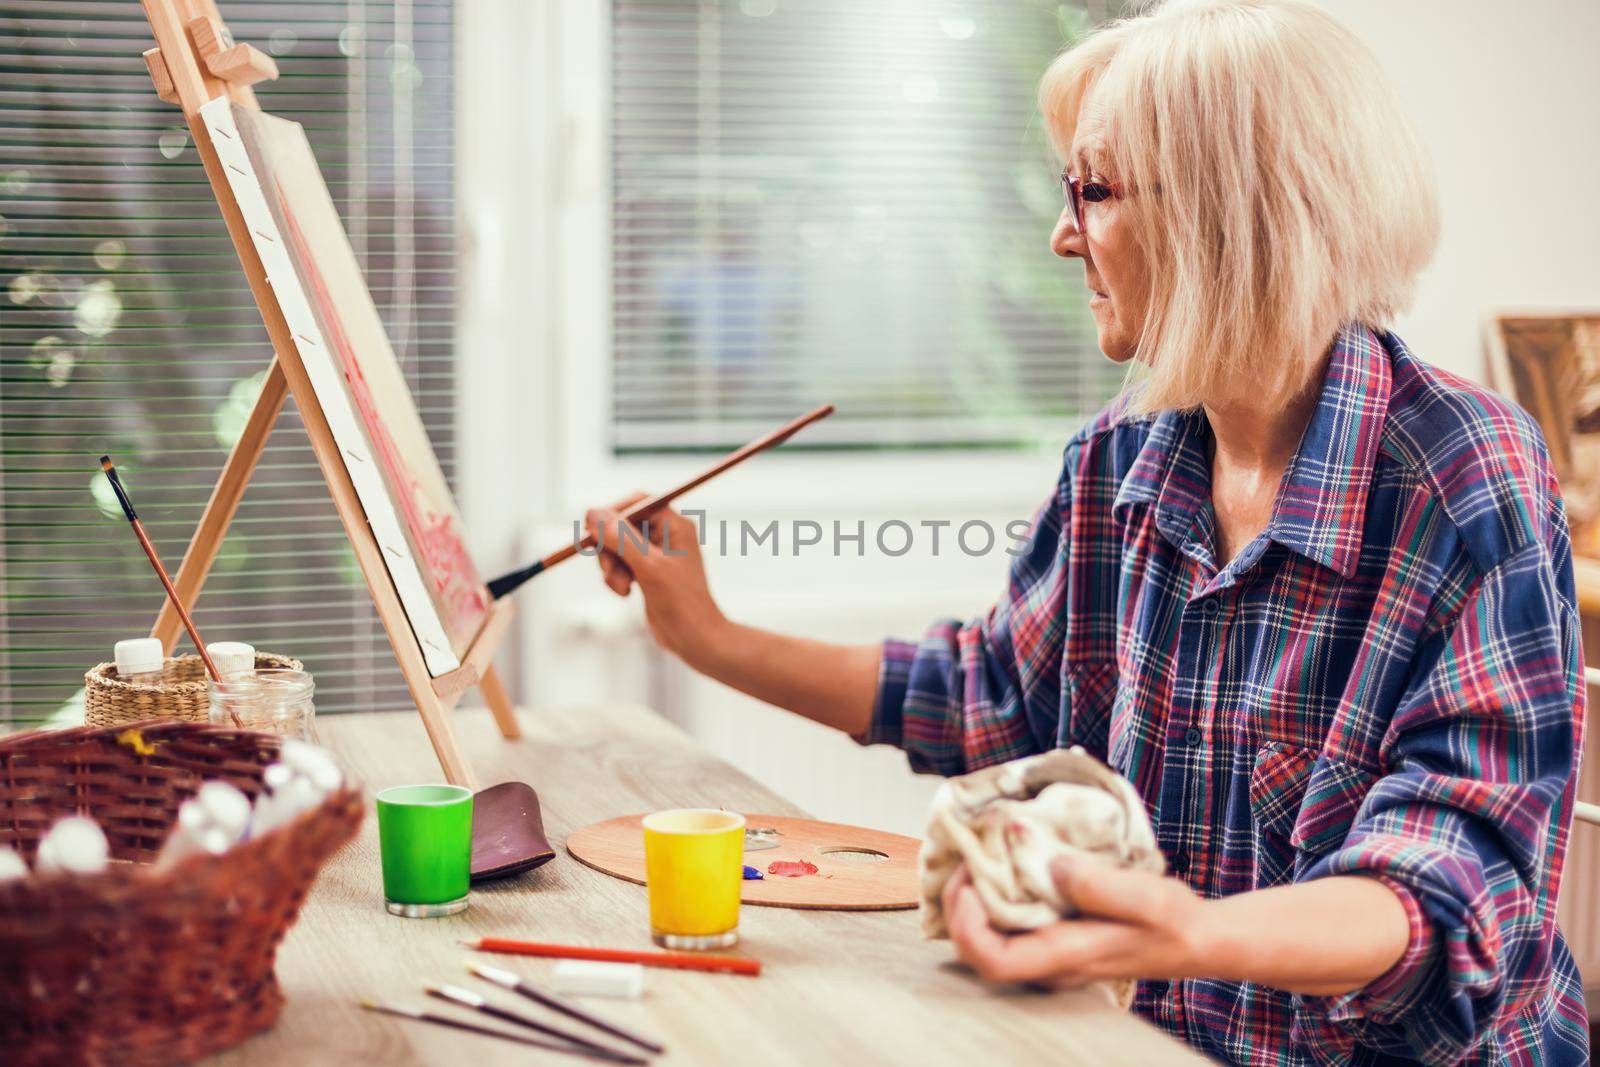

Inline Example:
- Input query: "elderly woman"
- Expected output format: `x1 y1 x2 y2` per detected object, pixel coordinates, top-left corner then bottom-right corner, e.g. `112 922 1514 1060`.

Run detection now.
586 0 1587 1062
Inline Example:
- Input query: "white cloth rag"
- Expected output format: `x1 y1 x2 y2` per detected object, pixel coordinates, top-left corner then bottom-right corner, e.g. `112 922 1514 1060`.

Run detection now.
920 747 1164 1007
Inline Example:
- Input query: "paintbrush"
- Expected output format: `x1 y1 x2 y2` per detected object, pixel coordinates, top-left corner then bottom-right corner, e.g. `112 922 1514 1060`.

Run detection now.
486 403 835 599
469 961 665 1055
98 457 234 719
425 984 646 1063
359 999 644 1064
462 936 762 977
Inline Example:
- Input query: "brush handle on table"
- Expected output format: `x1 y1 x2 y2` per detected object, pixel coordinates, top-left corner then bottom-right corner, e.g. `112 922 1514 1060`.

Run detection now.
514 980 666 1056
475 1000 642 1063
364 1004 639 1064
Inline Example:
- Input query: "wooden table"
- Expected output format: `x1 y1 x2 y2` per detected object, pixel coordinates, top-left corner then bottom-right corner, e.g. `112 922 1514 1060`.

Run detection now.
211 705 1204 1065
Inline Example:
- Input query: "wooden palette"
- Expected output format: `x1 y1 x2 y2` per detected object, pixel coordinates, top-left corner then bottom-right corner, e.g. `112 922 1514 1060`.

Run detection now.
566 813 921 911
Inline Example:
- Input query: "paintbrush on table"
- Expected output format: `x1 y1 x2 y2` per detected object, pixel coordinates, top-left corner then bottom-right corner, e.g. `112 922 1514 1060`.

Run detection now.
359 999 646 1064
486 403 835 599
98 455 237 723
426 984 647 1064
469 961 666 1056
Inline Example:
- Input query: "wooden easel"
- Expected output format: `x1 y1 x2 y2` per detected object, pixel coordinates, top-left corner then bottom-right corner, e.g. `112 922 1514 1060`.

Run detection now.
137 0 519 789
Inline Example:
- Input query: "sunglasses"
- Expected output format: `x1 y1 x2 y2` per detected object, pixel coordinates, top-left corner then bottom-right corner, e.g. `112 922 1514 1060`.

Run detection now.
1060 169 1124 231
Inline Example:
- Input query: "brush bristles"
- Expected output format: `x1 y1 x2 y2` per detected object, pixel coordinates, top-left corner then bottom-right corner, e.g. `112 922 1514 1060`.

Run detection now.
486 562 541 600
99 455 113 472
469 961 519 988
429 984 485 1008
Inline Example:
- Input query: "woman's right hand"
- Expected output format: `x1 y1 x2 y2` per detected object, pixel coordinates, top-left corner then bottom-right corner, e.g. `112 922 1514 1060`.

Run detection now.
584 495 730 668
585 493 880 736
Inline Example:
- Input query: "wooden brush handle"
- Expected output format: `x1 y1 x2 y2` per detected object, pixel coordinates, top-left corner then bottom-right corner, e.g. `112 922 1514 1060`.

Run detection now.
132 517 223 683
546 403 834 570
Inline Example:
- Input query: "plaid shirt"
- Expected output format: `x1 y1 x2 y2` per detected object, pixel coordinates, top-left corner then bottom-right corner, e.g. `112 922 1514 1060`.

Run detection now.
864 325 1588 1065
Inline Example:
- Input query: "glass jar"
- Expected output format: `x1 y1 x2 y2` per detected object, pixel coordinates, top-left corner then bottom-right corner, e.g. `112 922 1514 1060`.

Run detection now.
209 668 318 742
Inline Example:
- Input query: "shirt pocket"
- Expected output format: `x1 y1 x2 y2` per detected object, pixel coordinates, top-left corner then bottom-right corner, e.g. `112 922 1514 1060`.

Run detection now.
1247 742 1315 889
1287 755 1376 857
1248 742 1377 890
1064 659 1120 756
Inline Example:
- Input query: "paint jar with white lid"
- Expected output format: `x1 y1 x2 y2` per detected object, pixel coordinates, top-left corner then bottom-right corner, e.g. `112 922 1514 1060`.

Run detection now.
114 637 166 685
209 667 318 742
207 641 256 678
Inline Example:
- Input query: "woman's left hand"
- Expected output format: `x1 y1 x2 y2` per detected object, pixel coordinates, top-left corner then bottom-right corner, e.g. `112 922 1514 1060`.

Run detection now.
942 858 1211 989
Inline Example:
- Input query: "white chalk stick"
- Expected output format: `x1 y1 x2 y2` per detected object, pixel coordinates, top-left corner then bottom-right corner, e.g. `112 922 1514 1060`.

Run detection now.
551 960 646 999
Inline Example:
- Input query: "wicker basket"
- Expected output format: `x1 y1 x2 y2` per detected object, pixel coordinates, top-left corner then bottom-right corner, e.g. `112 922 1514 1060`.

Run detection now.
0 720 363 1067
84 652 303 728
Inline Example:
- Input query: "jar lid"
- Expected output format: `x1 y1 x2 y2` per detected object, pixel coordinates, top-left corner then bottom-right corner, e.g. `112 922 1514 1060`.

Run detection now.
114 637 164 678
208 641 256 676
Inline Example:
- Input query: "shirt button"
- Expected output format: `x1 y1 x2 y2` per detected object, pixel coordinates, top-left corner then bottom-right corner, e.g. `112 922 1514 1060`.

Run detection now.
1168 852 1189 876
1146 979 1170 998
1203 598 1220 615
1185 727 1202 747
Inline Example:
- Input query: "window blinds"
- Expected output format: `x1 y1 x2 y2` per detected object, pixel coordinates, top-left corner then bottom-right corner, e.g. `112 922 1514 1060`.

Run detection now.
609 0 1124 453
0 1 456 727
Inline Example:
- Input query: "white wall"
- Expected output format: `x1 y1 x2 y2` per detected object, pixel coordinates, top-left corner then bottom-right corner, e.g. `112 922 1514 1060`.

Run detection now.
460 1 1600 839
1323 0 1600 378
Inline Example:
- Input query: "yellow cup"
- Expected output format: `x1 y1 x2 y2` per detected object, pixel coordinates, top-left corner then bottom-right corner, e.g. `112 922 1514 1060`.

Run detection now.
642 808 745 950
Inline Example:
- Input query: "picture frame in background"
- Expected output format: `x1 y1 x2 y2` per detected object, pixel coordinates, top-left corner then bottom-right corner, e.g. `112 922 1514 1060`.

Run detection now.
1485 309 1600 558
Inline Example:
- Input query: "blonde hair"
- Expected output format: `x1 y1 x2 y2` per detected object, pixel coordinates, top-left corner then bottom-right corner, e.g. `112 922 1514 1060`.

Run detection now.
1038 0 1439 413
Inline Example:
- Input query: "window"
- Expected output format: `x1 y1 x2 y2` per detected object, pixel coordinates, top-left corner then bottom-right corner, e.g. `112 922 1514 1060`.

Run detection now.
0 1 456 726
608 0 1122 453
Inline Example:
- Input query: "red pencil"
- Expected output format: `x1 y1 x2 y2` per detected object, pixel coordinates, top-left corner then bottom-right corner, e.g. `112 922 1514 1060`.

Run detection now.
462 937 761 977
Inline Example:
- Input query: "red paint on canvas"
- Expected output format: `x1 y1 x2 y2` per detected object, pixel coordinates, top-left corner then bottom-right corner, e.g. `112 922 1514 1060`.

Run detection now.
278 198 488 644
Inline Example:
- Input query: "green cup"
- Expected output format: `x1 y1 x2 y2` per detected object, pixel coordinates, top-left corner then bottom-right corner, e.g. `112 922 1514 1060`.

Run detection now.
376 784 473 917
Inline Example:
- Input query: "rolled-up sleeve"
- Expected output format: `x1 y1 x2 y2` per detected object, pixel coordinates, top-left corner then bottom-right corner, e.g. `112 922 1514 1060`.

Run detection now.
855 482 1072 776
1292 540 1584 1063
859 638 916 750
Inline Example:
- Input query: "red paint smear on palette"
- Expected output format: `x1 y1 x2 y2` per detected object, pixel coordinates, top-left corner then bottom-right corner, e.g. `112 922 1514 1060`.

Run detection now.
278 197 488 646
767 859 818 878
